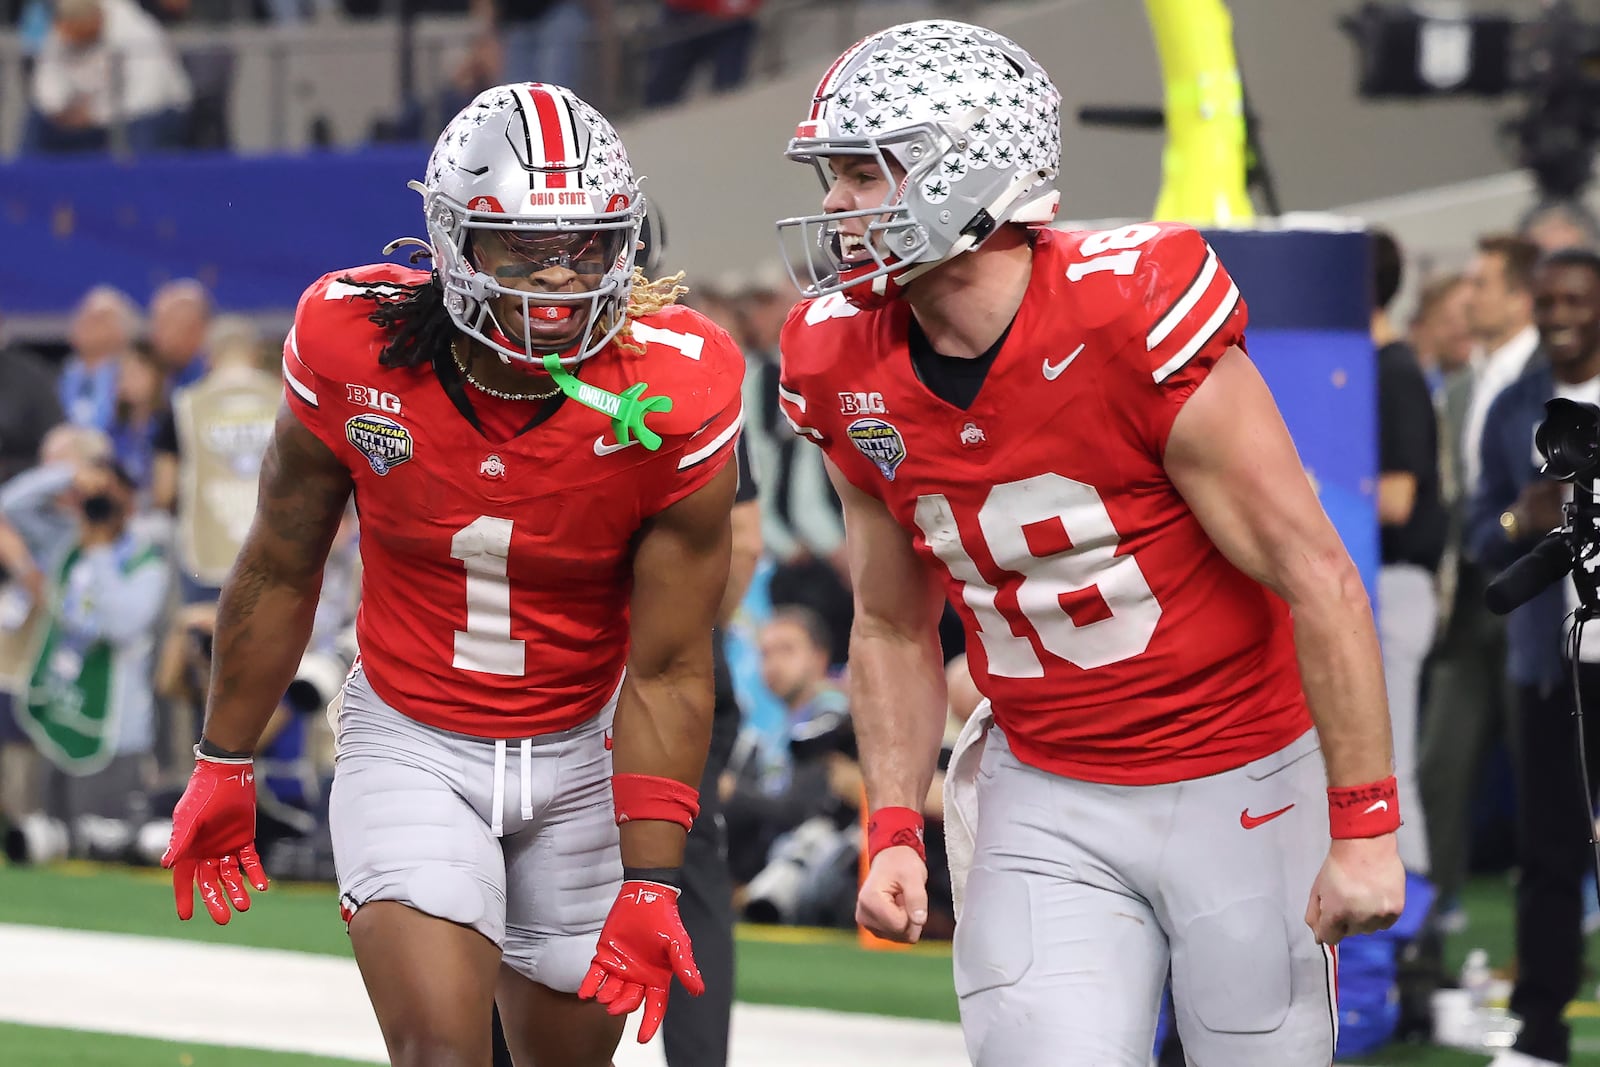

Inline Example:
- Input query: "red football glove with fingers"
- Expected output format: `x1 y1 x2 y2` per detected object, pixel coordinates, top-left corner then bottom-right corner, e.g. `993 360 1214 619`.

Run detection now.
160 751 269 925
578 880 703 1043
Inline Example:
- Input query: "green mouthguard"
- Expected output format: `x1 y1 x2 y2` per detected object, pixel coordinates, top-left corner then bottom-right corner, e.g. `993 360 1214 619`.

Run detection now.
540 350 673 451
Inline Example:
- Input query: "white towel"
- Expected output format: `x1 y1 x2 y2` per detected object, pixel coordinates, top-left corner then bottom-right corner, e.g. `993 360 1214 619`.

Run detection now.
942 699 995 922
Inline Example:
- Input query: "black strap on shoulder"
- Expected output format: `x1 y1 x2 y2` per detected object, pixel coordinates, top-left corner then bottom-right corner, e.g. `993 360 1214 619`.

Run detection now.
431 346 566 436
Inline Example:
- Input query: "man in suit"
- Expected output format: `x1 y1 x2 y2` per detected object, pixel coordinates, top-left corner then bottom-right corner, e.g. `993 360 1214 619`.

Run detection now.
1419 235 1541 926
1469 248 1600 1067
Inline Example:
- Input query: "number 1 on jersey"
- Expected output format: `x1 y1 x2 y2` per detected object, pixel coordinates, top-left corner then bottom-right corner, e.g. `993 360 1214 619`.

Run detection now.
451 516 526 676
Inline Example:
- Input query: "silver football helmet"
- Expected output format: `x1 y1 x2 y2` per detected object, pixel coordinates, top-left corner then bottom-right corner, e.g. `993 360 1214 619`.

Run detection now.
776 20 1062 307
415 83 643 368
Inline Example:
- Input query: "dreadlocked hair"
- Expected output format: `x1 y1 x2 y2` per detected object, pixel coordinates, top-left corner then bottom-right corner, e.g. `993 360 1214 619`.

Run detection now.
336 272 457 370
617 269 688 352
340 266 686 366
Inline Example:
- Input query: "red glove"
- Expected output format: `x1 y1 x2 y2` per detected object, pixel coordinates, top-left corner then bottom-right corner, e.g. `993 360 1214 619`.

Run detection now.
160 752 269 925
578 880 703 1042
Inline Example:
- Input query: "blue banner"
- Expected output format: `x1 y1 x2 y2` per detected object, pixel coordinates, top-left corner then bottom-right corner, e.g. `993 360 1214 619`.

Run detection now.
0 148 429 315
1203 229 1378 600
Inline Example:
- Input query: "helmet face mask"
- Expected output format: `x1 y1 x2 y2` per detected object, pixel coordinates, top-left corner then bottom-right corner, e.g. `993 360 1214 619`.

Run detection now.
418 83 643 369
784 124 962 309
775 20 1062 308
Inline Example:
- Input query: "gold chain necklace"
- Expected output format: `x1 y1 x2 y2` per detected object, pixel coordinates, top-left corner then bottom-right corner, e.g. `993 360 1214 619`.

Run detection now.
451 339 561 401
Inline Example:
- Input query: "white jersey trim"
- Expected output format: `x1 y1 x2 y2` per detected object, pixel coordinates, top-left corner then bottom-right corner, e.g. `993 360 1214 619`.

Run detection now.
1147 248 1220 351
1151 284 1240 384
678 402 744 471
282 328 318 407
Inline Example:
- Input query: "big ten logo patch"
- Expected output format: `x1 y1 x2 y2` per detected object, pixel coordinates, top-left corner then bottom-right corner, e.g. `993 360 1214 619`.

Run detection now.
839 391 887 415
346 384 402 414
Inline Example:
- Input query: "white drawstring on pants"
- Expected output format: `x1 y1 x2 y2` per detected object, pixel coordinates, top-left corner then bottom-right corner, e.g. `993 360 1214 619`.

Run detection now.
490 738 537 838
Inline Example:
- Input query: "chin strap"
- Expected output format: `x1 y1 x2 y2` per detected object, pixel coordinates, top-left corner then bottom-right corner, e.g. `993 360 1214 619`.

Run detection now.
540 350 673 451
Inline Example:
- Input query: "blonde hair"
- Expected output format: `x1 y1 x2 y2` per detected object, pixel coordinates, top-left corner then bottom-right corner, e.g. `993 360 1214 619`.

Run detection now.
617 268 688 352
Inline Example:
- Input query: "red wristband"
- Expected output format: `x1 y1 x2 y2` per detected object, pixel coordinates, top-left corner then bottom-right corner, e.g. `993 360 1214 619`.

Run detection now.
611 773 700 830
866 806 926 863
1328 775 1401 839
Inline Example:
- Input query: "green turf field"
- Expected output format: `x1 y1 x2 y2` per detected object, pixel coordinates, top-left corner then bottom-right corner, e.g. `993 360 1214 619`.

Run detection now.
1 862 1598 1065
0 1023 370 1066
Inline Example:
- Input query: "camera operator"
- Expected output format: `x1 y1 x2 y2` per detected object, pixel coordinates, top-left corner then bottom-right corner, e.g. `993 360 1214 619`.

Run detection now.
1470 248 1600 1067
20 457 167 844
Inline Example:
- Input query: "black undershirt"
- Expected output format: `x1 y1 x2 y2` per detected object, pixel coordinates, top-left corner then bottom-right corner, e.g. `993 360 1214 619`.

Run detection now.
906 313 1013 410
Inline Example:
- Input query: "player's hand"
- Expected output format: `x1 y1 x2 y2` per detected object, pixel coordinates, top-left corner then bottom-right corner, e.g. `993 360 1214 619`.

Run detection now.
160 754 268 925
1304 835 1405 945
857 846 929 944
579 880 703 1043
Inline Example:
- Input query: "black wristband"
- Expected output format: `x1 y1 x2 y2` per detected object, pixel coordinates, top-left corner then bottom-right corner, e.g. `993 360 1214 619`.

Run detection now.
622 866 682 889
197 736 253 761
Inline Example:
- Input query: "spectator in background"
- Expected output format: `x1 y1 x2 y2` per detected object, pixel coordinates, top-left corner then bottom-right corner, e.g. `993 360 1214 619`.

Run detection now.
1461 234 1542 495
0 326 65 486
722 606 852 888
1369 229 1445 882
147 278 213 391
1468 249 1600 1067
736 264 851 666
0 425 112 828
58 285 138 435
150 315 277 601
108 345 164 493
25 0 191 155
466 0 614 106
1408 272 1473 392
19 457 168 846
643 0 761 107
1520 199 1600 255
1419 234 1540 934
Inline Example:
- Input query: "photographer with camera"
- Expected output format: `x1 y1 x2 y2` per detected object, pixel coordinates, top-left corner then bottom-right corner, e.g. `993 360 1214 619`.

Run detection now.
16 456 167 855
1470 248 1600 1067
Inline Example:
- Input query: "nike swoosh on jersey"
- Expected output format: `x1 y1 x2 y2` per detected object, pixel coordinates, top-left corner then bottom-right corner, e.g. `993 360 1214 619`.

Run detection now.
1042 343 1086 381
593 436 636 456
1239 803 1295 829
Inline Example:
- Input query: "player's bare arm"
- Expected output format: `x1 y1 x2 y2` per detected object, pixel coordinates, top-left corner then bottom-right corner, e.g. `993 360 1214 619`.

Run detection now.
826 458 948 943
826 457 948 814
615 456 738 869
1164 346 1390 788
1165 345 1403 942
203 405 353 753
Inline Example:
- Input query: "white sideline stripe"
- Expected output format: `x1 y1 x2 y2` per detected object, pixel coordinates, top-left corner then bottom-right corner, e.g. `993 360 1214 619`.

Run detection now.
0 923 968 1066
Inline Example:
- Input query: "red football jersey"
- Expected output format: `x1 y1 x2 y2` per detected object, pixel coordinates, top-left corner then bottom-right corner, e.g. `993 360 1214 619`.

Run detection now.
283 263 744 738
779 225 1311 785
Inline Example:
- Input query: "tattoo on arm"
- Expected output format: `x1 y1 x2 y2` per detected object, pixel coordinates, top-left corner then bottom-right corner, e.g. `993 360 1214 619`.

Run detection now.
206 406 352 731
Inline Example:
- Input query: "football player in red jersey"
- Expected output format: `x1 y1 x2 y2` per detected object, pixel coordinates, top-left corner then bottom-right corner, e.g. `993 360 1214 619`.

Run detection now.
159 83 745 1067
775 20 1403 1066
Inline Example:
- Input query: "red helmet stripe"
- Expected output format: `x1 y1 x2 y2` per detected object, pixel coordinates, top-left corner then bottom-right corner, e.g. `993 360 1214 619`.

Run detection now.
526 84 571 189
809 34 876 119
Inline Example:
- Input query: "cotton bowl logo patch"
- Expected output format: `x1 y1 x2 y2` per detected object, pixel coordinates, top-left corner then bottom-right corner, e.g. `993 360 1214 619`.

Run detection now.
345 414 413 476
847 417 907 481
